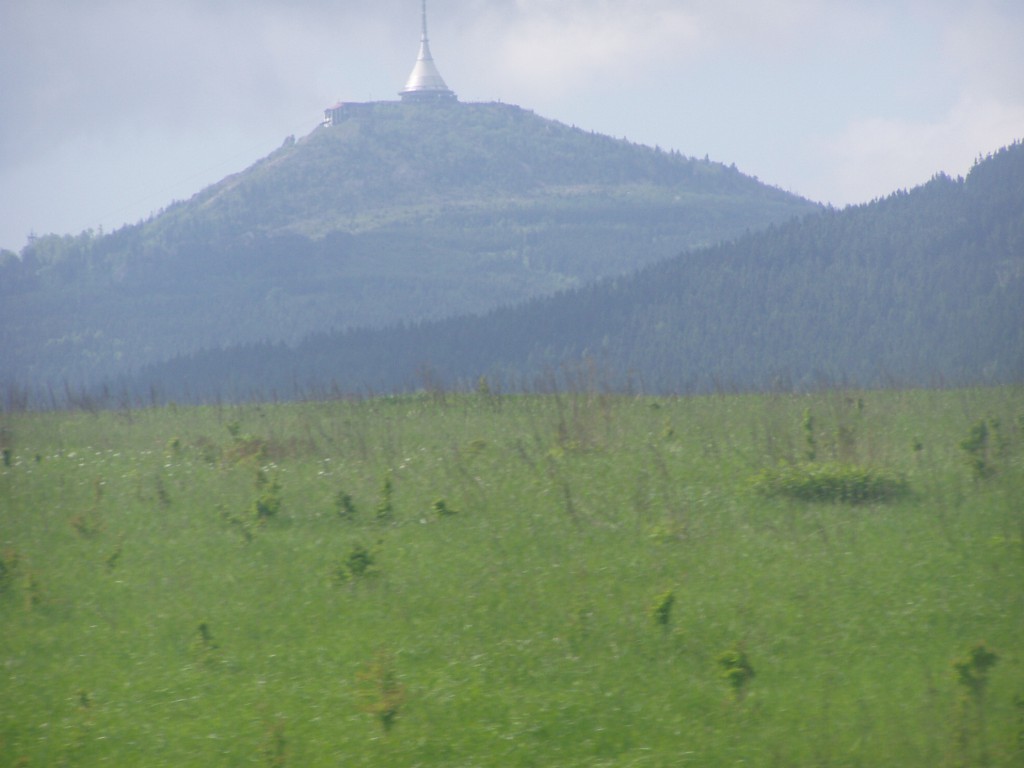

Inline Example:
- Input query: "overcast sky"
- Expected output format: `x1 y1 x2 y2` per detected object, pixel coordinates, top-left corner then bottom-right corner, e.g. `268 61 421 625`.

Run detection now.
2 0 1022 252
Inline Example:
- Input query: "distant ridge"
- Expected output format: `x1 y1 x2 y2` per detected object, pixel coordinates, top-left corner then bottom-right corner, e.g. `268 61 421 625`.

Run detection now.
128 140 1024 401
1 101 816 390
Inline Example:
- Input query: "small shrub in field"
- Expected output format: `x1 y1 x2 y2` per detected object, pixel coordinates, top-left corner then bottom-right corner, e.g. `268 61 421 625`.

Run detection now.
718 646 755 701
70 512 104 538
334 491 358 521
334 543 377 583
259 717 288 768
1014 695 1024 760
650 590 675 630
803 408 817 462
71 477 107 537
375 471 394 524
23 571 43 611
221 504 256 543
952 642 1000 765
566 603 596 655
252 471 282 522
192 436 221 464
104 538 124 572
345 544 374 577
357 650 405 734
253 493 281 520
752 463 909 504
432 498 457 517
192 622 220 667
648 519 688 544
0 548 21 596
224 424 269 463
197 622 217 649
960 419 999 479
836 423 857 461
153 473 172 507
953 642 999 701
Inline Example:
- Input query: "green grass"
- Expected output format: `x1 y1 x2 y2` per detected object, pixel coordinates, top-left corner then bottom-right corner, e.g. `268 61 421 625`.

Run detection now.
1 387 1022 766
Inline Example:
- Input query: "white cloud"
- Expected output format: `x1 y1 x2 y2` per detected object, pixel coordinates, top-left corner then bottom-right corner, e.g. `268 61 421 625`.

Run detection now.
460 0 910 111
940 1 1024 98
463 1 702 96
788 0 1024 205
820 95 1024 205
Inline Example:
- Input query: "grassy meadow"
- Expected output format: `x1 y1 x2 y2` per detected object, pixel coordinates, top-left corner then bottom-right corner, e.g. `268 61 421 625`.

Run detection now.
1 387 1022 766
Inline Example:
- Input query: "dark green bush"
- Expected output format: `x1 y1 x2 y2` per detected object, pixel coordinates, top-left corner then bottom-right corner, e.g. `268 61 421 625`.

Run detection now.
717 647 755 701
252 471 282 521
650 590 675 629
334 543 377 583
960 419 999 479
752 462 910 504
334 491 358 520
432 498 457 517
0 548 19 593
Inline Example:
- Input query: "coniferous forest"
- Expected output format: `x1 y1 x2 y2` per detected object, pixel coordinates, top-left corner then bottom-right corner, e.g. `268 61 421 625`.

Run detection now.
0 104 1020 403
0 102 815 395
123 140 1024 403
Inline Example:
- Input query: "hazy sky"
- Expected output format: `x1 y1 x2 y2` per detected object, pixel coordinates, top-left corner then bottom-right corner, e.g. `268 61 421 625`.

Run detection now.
2 0 1022 252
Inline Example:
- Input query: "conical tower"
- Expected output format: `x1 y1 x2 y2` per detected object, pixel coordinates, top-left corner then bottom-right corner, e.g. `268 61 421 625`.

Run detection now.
400 0 457 103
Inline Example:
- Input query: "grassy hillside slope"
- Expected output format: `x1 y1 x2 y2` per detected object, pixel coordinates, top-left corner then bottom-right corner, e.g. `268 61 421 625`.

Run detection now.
2 387 1022 766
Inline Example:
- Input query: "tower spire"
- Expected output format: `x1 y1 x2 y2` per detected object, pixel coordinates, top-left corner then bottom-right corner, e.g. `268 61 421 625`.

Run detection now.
400 0 457 102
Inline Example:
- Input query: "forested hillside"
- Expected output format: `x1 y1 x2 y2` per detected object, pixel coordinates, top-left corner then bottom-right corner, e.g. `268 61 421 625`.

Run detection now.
0 101 814 389
129 141 1024 401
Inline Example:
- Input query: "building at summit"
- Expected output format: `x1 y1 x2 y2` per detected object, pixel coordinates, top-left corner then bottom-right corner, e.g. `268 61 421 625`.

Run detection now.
324 0 456 126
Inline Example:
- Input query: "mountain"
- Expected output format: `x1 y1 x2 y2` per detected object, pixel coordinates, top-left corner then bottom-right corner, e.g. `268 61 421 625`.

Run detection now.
0 101 816 389
127 140 1024 401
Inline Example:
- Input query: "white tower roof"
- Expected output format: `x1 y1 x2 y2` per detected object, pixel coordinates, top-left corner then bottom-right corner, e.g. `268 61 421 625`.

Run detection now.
400 0 457 101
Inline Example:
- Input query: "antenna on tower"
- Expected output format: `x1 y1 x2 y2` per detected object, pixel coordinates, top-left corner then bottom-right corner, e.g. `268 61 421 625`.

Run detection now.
399 0 457 103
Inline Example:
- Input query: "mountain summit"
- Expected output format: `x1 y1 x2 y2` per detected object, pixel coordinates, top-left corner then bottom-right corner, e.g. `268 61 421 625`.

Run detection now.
2 101 815 389
191 101 809 242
